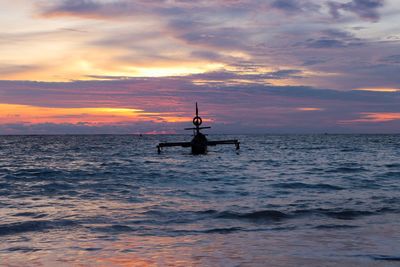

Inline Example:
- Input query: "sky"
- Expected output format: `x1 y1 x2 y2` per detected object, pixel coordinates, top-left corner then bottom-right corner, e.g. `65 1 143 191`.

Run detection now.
0 0 399 134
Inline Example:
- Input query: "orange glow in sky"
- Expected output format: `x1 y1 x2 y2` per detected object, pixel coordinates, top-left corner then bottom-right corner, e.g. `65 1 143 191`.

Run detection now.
340 113 400 124
296 107 324 111
0 104 191 125
355 88 400 92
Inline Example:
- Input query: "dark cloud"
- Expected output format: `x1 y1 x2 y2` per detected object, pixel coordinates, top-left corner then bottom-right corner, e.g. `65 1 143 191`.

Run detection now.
178 27 251 49
49 0 100 13
41 0 106 17
301 58 329 66
190 50 222 60
40 0 172 18
39 0 386 23
2 0 398 135
305 38 364 48
189 69 304 83
328 0 385 21
271 0 302 11
306 39 347 48
321 29 354 39
270 0 320 13
1 76 399 135
298 29 366 48
381 54 400 64
1 74 399 108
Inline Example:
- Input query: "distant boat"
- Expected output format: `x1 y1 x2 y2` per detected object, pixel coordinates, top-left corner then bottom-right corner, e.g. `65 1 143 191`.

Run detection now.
157 103 240 154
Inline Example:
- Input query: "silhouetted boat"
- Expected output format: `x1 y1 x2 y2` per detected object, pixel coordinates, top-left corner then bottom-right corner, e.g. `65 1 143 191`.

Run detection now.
157 103 240 154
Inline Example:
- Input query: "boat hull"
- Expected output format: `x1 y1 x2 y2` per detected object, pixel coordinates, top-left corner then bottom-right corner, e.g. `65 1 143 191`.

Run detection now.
191 133 208 154
191 144 207 154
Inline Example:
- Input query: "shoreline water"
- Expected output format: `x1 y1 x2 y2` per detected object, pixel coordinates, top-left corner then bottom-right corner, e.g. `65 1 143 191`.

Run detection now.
1 134 399 266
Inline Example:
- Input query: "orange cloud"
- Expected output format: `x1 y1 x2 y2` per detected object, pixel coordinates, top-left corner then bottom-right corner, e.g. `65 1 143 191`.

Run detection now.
296 107 323 111
339 113 400 124
355 88 400 92
0 104 191 125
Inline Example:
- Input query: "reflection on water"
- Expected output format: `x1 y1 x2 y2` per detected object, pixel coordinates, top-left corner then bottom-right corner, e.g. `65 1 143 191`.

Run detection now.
3 219 400 266
0 135 400 266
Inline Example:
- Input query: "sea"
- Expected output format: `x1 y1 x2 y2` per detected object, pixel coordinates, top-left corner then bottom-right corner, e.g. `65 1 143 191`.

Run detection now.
0 134 399 266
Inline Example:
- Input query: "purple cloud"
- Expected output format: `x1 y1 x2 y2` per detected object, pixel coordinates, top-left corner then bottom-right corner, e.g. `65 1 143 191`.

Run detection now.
270 0 320 13
328 0 385 21
1 75 399 134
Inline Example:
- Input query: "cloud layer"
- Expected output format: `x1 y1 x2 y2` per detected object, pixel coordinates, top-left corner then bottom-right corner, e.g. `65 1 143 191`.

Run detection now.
1 76 399 134
0 0 399 133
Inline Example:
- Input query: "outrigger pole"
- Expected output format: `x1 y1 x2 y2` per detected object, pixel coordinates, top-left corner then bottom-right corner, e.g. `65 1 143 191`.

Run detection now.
157 103 240 154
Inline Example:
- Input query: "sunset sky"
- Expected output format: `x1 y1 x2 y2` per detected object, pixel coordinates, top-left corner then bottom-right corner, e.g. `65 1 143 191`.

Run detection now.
1 0 399 134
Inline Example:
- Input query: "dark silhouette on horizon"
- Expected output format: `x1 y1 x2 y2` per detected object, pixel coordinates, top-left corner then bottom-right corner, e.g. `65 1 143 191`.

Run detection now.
157 103 240 154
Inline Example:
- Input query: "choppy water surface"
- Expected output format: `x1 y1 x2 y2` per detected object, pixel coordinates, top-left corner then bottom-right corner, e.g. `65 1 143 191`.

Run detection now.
0 134 399 266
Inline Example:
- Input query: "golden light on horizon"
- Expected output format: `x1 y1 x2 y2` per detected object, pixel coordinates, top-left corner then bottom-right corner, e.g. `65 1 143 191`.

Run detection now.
296 107 324 111
339 112 400 124
355 88 400 92
0 104 192 125
0 60 226 82
128 63 225 78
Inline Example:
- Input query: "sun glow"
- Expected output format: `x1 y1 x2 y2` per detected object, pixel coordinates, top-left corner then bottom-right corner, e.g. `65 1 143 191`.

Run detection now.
0 104 190 125
296 107 324 111
339 112 400 124
355 88 400 92
131 63 224 77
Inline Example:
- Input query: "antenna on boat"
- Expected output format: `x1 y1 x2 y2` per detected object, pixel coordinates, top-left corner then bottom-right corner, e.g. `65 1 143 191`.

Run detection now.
184 102 210 135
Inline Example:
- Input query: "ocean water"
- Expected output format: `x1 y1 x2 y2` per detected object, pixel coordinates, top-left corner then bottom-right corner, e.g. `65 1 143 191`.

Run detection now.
0 134 399 266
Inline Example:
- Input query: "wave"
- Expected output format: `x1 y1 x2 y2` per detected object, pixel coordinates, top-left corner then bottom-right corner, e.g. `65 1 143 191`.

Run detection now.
13 212 47 219
202 227 243 234
294 209 375 220
137 206 399 226
340 148 363 152
91 224 137 233
385 163 400 168
6 246 42 253
215 207 396 223
381 171 400 178
370 255 400 261
314 224 358 229
0 219 77 236
12 168 64 180
271 182 343 190
325 167 367 173
216 210 289 222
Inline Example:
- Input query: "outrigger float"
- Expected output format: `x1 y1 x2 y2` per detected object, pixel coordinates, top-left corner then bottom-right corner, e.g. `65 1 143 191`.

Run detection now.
157 103 240 154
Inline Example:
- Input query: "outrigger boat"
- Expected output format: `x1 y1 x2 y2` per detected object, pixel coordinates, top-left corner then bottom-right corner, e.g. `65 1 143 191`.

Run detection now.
157 103 240 154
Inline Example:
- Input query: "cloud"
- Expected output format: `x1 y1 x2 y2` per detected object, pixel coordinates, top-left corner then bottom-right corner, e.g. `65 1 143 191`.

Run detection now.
0 121 179 135
1 0 399 135
381 54 400 64
39 0 185 20
188 69 304 84
339 112 400 123
1 76 399 134
306 39 348 48
328 0 385 21
49 0 101 13
270 0 320 13
271 0 303 12
22 0 398 90
176 26 252 50
0 64 41 75
40 0 133 19
298 29 366 48
296 107 324 111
